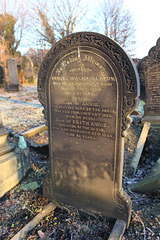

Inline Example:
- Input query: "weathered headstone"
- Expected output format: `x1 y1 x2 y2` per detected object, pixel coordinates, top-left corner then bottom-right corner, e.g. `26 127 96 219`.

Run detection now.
137 63 146 101
7 58 19 91
23 55 34 80
0 64 5 88
38 32 139 227
137 38 160 123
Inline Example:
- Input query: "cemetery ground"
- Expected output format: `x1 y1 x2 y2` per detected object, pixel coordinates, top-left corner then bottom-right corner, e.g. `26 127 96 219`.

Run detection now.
0 85 159 240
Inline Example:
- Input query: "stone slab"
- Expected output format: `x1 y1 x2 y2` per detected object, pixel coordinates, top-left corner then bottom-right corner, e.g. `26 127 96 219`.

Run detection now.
130 158 160 193
141 116 160 125
0 148 31 198
129 175 160 194
0 127 11 146
108 219 126 240
0 124 15 156
0 132 8 146
0 143 15 156
130 122 150 176
21 124 48 138
147 158 160 178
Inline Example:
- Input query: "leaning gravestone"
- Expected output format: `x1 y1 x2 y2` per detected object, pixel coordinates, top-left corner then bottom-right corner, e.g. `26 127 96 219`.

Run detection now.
7 58 19 91
38 32 139 227
137 38 160 124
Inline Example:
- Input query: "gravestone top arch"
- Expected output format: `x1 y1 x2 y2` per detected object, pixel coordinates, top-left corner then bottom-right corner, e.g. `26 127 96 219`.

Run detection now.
38 32 139 227
137 37 160 118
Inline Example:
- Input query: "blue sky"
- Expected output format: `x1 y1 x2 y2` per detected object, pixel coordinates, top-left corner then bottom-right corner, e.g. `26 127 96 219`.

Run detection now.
124 0 160 58
18 0 160 59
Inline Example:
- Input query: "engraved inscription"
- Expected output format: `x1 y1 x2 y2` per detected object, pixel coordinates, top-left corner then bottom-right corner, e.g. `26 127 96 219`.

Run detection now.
52 75 115 99
55 53 106 75
146 65 160 112
53 102 115 140
51 50 117 140
51 52 117 101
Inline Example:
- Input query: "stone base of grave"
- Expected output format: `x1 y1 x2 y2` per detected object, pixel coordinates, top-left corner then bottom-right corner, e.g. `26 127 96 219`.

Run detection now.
0 148 31 198
0 127 15 156
0 126 11 144
141 116 160 125
43 175 132 228
7 84 19 92
0 142 15 156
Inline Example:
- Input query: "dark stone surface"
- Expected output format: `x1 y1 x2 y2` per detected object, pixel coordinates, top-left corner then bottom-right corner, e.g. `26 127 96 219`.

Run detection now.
137 38 160 115
0 64 4 87
137 62 146 101
38 32 139 227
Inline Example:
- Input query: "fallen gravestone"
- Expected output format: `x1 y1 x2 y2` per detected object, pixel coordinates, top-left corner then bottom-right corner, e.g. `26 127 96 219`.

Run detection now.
130 158 160 193
7 58 19 91
137 38 160 124
38 32 139 227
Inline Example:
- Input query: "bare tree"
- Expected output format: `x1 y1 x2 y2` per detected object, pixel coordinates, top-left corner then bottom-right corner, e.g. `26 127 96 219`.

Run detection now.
93 0 136 53
0 40 10 74
0 13 17 55
30 0 87 47
0 0 29 55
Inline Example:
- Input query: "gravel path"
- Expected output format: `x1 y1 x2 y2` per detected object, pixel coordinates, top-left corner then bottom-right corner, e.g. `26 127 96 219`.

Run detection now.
0 86 45 133
0 96 42 108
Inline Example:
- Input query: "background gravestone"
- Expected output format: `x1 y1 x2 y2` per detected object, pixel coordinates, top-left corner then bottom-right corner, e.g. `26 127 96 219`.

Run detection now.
136 62 146 101
7 58 19 91
137 38 160 123
38 32 139 227
23 55 34 80
0 64 5 88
